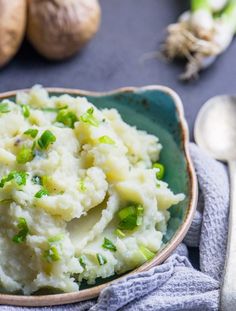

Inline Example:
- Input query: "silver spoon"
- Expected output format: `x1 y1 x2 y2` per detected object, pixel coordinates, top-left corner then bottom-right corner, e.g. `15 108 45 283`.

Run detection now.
194 95 236 311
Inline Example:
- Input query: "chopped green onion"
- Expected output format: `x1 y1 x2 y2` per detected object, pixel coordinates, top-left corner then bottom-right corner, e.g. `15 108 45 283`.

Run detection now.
79 255 87 269
136 205 144 226
118 214 137 230
152 163 165 180
0 171 28 188
24 129 38 139
16 147 34 164
31 141 36 151
38 130 56 149
139 245 155 261
12 218 29 244
41 107 59 112
78 179 86 192
0 102 10 113
31 175 42 185
118 206 136 220
98 136 115 145
48 234 64 243
115 228 126 238
4 176 14 188
41 106 68 112
79 107 99 127
21 105 30 118
102 238 117 252
118 204 144 231
43 245 60 263
35 187 49 198
56 109 78 128
13 172 28 186
42 108 59 112
96 253 107 266
118 206 137 231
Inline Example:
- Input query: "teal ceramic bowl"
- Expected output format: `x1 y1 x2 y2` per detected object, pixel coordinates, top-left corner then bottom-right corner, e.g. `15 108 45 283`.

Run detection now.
0 85 197 306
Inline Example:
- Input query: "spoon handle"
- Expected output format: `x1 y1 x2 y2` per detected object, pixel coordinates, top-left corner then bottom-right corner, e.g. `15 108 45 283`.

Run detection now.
221 161 236 311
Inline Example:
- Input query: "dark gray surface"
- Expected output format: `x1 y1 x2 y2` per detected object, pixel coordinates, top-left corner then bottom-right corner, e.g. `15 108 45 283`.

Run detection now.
1 0 236 139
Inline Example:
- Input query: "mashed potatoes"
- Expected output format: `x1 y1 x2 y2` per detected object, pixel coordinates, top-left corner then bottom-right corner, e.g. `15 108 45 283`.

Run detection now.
0 85 184 294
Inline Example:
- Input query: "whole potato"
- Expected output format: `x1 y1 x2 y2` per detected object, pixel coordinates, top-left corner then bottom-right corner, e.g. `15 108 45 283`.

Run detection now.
27 0 101 60
0 0 27 68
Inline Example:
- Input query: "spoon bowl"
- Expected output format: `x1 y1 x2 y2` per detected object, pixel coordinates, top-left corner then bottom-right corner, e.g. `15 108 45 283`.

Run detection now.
194 95 236 311
195 95 236 161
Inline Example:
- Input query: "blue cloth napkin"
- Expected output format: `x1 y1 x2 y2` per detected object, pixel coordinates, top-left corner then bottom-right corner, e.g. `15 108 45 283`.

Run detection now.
2 143 229 311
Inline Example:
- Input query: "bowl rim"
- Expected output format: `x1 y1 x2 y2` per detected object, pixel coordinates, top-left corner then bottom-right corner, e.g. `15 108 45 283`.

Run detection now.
0 85 198 307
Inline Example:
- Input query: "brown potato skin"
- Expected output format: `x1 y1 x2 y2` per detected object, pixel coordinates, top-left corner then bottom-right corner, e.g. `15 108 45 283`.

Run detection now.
0 0 27 67
27 0 101 60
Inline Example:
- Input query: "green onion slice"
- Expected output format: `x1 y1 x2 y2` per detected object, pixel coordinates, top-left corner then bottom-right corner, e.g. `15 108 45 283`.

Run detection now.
0 102 10 113
78 179 86 192
0 171 28 188
114 228 126 238
16 147 34 164
102 237 117 252
38 130 56 149
136 205 144 226
118 215 137 230
24 129 38 139
35 187 49 198
21 105 30 118
98 136 115 145
79 107 99 127
43 245 60 263
152 163 165 180
56 109 78 128
139 245 155 261
118 206 137 230
117 204 144 231
96 253 107 266
42 108 59 112
118 206 136 220
79 255 87 269
41 105 68 112
12 218 29 244
48 234 64 243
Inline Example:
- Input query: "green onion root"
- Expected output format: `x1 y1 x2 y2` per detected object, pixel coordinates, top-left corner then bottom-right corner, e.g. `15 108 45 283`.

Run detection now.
162 0 236 80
